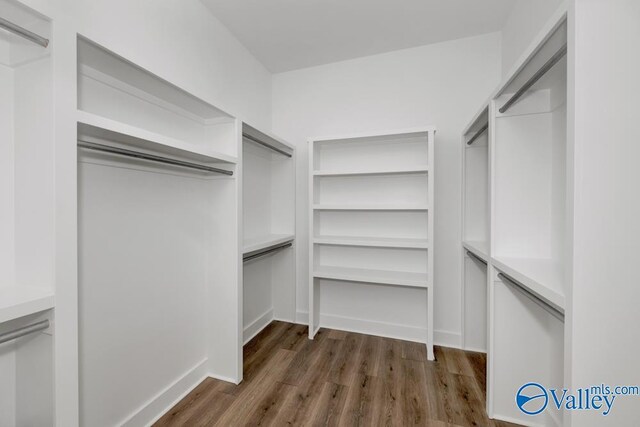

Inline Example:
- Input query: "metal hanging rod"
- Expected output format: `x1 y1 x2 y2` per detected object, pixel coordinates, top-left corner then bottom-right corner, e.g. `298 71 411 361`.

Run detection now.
78 141 233 176
0 319 50 345
243 242 292 263
499 43 568 114
243 133 293 158
466 123 489 146
466 250 487 266
0 17 49 48
497 273 564 321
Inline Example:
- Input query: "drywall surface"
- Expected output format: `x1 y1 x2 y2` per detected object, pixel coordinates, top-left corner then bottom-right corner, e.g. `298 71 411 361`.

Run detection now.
63 0 272 129
570 1 640 425
501 0 565 76
273 32 501 347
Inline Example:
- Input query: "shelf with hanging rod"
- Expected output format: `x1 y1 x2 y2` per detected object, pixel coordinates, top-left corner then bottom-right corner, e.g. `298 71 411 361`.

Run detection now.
77 111 237 165
243 241 293 263
78 140 234 176
0 16 49 48
0 286 55 324
0 319 50 345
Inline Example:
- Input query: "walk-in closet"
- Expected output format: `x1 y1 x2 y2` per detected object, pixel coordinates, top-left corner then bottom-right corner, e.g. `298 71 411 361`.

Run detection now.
1 0 639 426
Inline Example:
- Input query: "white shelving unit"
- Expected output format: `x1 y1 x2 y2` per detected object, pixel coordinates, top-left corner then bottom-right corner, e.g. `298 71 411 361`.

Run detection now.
76 36 242 426
461 105 490 354
241 123 295 354
487 15 568 426
309 128 435 360
0 2 55 426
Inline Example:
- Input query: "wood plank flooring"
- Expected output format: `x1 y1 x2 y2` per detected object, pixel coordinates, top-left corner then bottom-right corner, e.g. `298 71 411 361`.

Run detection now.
154 321 519 426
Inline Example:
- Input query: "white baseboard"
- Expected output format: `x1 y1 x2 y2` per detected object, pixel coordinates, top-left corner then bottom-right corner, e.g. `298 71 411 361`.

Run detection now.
243 308 274 345
295 311 462 348
296 310 309 324
434 329 462 348
121 358 208 427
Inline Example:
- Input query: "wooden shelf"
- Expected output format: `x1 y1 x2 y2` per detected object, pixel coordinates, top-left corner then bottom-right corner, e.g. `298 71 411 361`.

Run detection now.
77 110 237 165
313 204 428 211
243 234 294 255
491 256 565 310
313 266 428 288
313 165 428 177
0 286 55 324
463 240 489 262
314 235 428 249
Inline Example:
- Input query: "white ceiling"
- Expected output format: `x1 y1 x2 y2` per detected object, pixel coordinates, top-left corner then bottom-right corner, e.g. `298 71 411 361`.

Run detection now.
202 0 516 73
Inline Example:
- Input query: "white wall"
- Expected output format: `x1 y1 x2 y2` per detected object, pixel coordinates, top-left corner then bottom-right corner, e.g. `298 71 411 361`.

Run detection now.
570 1 640 425
500 0 565 76
272 33 502 347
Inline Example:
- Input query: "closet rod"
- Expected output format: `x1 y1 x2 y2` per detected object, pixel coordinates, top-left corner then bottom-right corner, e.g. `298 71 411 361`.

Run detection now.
466 123 489 146
497 273 564 321
0 17 49 48
243 133 293 158
499 43 568 114
78 141 234 176
0 320 50 345
243 242 292 262
466 250 487 266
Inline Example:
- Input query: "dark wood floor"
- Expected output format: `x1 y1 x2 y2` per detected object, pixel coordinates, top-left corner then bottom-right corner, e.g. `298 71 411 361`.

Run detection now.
154 321 518 426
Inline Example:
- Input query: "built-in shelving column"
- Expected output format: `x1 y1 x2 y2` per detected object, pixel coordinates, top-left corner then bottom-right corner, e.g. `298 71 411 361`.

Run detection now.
309 128 435 360
461 106 490 353
0 2 55 426
488 14 568 426
241 124 295 367
75 35 240 426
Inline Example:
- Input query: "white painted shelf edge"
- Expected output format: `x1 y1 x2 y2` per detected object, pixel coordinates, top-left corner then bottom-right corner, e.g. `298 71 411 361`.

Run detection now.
0 286 55 324
311 126 436 143
315 235 428 249
491 256 565 310
243 234 294 255
463 240 489 262
313 204 428 211
313 265 428 288
313 165 428 177
77 110 238 164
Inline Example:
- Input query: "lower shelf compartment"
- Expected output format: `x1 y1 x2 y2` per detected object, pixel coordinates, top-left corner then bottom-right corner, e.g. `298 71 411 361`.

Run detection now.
313 265 428 288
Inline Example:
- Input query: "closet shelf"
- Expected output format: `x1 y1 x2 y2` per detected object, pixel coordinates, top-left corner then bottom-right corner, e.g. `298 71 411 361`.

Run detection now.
313 266 428 288
77 110 237 165
491 256 565 310
313 204 428 211
243 234 294 255
463 240 489 262
0 286 55 323
313 165 428 177
314 235 428 249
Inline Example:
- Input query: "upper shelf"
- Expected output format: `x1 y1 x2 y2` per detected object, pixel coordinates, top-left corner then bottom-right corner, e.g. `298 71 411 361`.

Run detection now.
313 204 428 211
491 256 565 311
242 123 294 157
0 286 55 323
313 165 428 177
78 37 231 122
243 234 294 255
77 111 237 165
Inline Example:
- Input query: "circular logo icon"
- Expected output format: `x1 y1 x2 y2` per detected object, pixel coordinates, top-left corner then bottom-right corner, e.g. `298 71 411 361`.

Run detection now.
516 382 548 415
